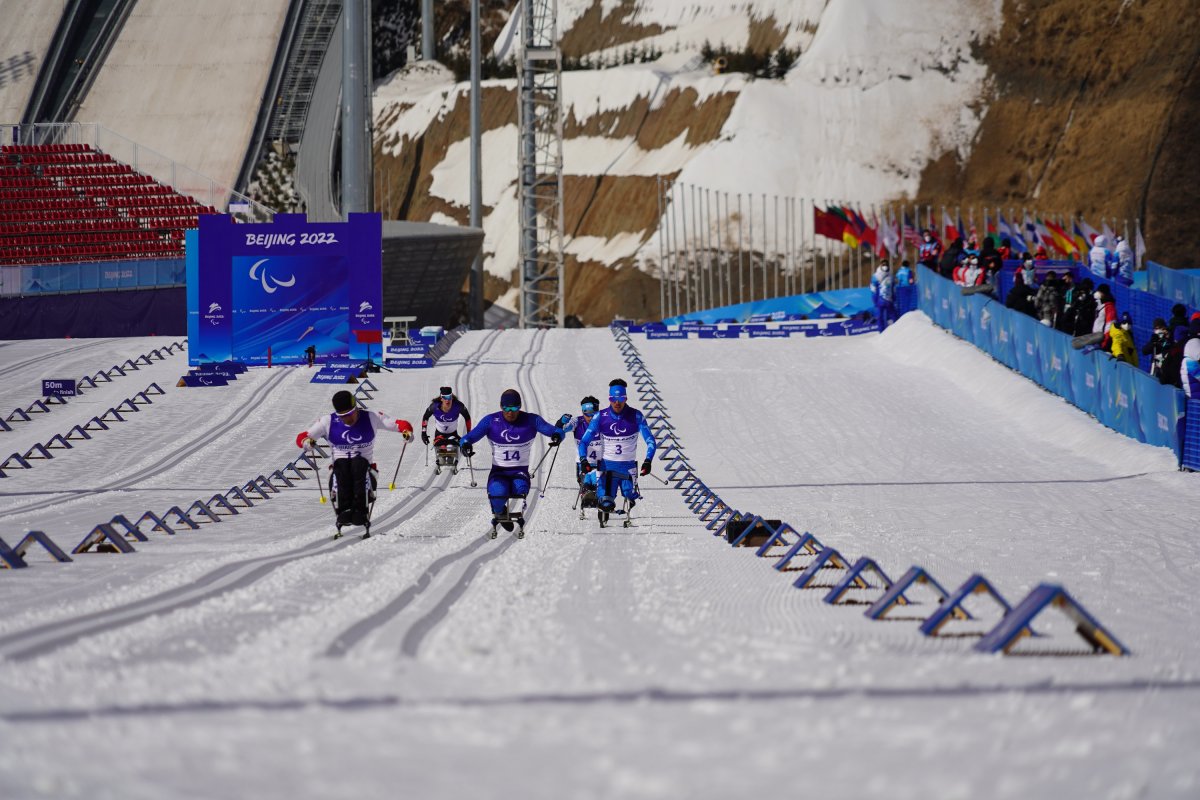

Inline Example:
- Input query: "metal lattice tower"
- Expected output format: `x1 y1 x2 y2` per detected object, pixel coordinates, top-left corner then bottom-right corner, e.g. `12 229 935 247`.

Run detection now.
516 0 565 329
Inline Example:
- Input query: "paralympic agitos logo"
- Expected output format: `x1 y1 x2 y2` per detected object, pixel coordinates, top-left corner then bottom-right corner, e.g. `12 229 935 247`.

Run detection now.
248 259 296 294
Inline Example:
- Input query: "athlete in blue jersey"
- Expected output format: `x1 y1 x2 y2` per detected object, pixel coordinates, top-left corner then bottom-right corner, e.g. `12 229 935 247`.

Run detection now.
297 390 414 533
578 380 656 519
420 386 472 448
458 388 566 536
563 395 603 507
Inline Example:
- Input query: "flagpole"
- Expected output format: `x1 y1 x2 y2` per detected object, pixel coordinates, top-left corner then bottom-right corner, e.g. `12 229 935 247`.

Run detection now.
736 193 744 306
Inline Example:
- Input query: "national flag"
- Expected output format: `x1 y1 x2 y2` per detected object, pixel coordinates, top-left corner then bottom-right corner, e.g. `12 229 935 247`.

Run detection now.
814 206 847 242
836 205 863 248
1044 218 1077 255
1078 218 1101 248
880 208 901 257
996 213 1015 243
1034 217 1058 254
1135 223 1146 268
944 206 960 243
902 211 920 244
1023 213 1042 247
1072 219 1090 254
1102 220 1117 246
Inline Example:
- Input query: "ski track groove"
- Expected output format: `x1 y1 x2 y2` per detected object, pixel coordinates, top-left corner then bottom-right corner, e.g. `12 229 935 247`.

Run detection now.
0 332 516 663
0 366 293 519
0 337 122 383
325 329 550 660
394 329 551 658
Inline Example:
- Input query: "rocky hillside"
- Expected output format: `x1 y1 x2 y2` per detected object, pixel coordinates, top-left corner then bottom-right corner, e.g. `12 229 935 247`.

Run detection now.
921 0 1200 270
373 0 1200 325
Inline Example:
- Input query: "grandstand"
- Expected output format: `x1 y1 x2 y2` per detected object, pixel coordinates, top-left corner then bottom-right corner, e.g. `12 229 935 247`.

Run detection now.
0 141 216 266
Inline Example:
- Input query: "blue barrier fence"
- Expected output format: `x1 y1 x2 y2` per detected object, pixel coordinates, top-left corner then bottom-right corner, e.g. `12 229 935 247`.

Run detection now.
996 261 1199 374
1147 261 1200 311
0 376 379 565
609 323 1128 655
920 265 1187 460
0 259 185 296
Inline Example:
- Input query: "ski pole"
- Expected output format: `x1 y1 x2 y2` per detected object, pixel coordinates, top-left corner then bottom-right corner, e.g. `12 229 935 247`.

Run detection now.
308 446 327 504
571 481 585 510
643 471 668 485
424 440 429 468
538 442 562 499
388 439 409 490
467 455 477 487
529 446 553 478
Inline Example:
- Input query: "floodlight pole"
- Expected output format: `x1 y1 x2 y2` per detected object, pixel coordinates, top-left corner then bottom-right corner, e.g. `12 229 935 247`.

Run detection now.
469 0 483 328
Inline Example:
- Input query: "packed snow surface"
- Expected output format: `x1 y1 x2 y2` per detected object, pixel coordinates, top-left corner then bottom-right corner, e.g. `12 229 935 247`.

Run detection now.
0 319 1198 799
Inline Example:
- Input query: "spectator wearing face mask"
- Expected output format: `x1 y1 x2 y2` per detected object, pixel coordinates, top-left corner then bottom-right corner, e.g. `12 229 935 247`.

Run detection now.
1142 317 1173 381
1035 271 1064 327
979 237 1003 285
1094 284 1117 349
1005 260 1038 317
870 260 897 331
1069 277 1097 337
918 229 943 272
1109 311 1138 365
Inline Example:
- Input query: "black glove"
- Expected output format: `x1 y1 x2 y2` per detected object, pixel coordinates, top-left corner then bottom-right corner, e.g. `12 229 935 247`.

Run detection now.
420 431 430 446
579 460 593 475
460 442 474 458
640 459 652 477
549 434 562 447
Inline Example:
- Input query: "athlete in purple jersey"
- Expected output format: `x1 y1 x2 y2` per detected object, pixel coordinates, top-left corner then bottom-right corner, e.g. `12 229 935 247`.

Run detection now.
458 388 567 533
420 386 472 448
564 394 602 493
297 390 413 528
578 381 657 516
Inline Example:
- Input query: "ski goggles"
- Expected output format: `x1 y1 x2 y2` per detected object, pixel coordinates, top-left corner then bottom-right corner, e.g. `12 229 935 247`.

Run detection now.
581 402 597 414
608 392 627 403
501 404 521 413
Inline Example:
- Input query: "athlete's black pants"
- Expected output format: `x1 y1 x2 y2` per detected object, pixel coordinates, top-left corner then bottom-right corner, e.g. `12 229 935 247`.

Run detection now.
331 455 372 517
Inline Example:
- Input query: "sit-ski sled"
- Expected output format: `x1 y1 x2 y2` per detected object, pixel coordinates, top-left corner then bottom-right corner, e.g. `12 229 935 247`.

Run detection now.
434 439 461 475
331 465 378 540
490 496 526 539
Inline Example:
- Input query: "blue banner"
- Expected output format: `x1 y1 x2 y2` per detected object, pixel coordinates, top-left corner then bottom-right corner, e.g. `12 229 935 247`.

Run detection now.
190 213 382 366
664 287 875 325
19 259 184 295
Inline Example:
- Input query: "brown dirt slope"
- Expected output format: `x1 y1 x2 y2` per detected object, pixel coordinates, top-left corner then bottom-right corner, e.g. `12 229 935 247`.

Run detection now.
919 0 1200 268
376 83 737 324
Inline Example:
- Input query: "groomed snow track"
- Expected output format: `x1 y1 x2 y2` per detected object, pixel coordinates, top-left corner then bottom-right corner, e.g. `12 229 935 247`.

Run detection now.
1 323 1198 799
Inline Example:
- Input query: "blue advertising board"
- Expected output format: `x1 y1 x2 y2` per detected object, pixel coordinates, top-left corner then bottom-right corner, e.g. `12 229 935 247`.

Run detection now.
187 213 383 366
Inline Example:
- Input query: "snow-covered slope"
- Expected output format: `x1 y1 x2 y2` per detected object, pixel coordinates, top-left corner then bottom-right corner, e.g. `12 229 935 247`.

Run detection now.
1 322 1197 798
375 0 1003 312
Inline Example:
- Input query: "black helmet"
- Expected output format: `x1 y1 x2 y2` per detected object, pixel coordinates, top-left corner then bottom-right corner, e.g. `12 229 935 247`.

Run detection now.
332 390 356 415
